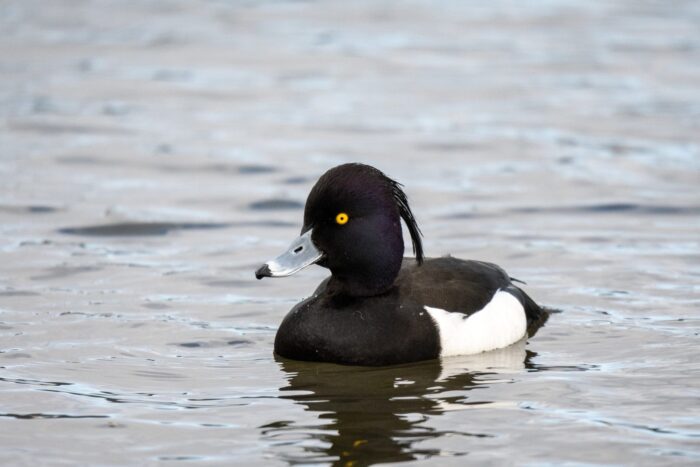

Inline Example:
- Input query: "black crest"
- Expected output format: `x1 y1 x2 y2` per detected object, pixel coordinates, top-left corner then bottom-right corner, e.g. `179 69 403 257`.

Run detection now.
387 175 424 265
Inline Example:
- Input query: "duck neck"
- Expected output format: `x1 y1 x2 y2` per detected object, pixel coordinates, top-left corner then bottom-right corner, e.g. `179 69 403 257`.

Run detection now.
328 264 399 297
328 236 404 297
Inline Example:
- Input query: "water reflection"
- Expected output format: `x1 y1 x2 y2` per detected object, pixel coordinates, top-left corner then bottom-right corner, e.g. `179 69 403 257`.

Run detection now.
267 340 533 465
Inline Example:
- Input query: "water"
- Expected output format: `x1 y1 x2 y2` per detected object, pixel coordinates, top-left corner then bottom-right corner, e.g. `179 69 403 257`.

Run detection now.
1 0 699 464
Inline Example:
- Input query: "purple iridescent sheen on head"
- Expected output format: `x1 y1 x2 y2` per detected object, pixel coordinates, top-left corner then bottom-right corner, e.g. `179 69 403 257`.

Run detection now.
301 163 423 296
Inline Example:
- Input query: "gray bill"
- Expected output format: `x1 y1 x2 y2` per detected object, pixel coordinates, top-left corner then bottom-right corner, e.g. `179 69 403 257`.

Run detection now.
255 229 323 279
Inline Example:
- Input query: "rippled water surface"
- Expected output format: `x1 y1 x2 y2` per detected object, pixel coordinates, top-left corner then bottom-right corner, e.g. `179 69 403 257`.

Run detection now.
1 1 699 465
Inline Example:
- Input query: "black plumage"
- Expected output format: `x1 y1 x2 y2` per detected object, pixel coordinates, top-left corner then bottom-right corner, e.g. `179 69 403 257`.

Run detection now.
258 163 549 366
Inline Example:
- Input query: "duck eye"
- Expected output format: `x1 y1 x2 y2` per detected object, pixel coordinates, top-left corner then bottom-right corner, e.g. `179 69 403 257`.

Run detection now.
335 212 349 225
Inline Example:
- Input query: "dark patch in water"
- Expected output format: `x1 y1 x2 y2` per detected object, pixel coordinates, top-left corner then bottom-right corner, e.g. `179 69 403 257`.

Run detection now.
58 220 295 236
0 413 109 420
0 205 59 214
606 290 629 296
238 164 276 174
156 163 276 175
99 421 126 429
0 290 40 297
57 222 231 237
1 353 32 359
174 339 251 348
28 206 57 213
526 363 600 372
249 199 304 211
316 124 401 134
0 376 72 387
56 155 114 165
594 419 699 438
283 176 315 184
9 121 129 135
260 420 292 429
142 302 170 310
158 456 202 462
152 69 192 82
155 143 173 154
132 370 185 380
449 211 494 220
31 265 101 281
417 142 481 152
511 203 700 216
227 339 251 346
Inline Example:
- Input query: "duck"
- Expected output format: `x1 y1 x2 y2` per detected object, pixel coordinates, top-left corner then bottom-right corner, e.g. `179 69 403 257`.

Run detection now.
255 163 548 366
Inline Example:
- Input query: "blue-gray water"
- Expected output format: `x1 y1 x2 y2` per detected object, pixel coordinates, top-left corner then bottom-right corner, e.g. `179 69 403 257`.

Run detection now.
1 1 699 465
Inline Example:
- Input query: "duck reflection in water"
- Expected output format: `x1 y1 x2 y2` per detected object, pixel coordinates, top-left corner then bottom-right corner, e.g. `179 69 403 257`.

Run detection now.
263 339 536 465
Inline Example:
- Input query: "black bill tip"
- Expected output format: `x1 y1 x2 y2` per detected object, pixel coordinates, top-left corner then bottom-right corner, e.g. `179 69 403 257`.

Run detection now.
255 264 271 280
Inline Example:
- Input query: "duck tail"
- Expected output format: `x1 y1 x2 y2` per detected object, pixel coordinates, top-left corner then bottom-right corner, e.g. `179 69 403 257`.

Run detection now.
505 285 550 337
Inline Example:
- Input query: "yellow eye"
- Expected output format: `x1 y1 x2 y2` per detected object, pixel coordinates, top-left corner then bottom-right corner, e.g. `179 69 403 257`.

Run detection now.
335 212 349 225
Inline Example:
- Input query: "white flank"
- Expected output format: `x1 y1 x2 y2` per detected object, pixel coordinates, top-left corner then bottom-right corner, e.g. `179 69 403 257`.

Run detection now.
425 290 527 357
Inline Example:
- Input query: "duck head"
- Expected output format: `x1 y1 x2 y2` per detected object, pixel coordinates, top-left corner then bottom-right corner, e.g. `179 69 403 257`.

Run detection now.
255 163 423 296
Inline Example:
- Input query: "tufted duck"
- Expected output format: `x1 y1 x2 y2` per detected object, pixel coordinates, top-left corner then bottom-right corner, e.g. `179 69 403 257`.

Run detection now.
255 163 548 366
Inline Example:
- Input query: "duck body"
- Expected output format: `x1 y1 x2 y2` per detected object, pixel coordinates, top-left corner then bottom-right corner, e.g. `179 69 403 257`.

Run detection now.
256 163 548 366
274 257 545 366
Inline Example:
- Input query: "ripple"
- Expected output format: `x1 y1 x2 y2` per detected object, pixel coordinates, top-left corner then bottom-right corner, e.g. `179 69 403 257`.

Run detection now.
511 203 700 216
0 205 60 214
56 220 294 237
249 199 304 211
0 412 108 420
57 222 231 237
